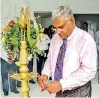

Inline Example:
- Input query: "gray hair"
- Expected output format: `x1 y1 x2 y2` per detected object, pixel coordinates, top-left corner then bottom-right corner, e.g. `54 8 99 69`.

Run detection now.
52 6 74 20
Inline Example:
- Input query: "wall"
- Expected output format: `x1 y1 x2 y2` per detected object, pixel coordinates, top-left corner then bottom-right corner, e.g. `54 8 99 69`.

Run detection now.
0 0 99 30
60 0 99 14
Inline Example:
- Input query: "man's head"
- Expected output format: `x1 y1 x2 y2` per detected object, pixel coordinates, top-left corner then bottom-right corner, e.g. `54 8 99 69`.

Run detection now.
52 6 75 39
82 22 88 32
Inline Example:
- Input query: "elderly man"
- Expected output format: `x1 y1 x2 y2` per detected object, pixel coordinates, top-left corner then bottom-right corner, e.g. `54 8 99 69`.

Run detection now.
37 6 97 97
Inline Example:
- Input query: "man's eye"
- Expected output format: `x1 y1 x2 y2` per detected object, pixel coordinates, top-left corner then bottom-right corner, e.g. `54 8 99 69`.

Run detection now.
59 26 64 29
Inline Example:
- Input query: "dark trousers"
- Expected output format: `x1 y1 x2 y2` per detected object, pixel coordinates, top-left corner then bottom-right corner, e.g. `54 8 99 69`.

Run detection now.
56 81 91 97
43 49 49 65
37 55 44 75
27 57 35 81
17 66 21 86
28 58 33 72
1 58 17 92
37 49 49 75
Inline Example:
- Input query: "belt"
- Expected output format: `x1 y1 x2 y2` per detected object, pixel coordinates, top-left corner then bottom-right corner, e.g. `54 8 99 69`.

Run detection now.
60 81 91 93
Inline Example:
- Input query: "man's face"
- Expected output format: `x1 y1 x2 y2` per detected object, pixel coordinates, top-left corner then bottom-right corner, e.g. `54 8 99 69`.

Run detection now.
53 15 75 39
83 24 88 31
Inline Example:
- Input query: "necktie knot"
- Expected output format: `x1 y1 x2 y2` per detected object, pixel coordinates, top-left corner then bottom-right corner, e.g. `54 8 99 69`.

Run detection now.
63 39 67 45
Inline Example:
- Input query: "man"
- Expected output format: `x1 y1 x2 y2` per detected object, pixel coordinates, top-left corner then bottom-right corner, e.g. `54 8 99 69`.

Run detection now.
37 6 97 97
0 44 19 96
82 22 95 39
95 30 99 83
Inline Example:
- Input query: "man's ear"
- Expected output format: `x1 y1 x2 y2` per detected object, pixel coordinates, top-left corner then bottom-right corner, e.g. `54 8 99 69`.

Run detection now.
70 17 75 25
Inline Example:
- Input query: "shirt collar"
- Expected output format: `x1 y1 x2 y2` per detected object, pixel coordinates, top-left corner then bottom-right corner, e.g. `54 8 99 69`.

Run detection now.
66 26 76 41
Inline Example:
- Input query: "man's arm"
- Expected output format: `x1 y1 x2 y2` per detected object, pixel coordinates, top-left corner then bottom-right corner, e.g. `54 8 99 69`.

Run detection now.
41 42 52 77
37 39 53 90
0 45 8 62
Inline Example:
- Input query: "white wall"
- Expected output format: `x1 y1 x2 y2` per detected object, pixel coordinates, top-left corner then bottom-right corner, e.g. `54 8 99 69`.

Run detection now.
0 0 99 30
60 0 99 14
0 0 30 30
29 0 99 14
29 0 58 12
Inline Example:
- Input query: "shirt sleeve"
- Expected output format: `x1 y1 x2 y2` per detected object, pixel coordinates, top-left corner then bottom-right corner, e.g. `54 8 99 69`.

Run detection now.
0 46 8 62
41 38 52 77
60 37 97 91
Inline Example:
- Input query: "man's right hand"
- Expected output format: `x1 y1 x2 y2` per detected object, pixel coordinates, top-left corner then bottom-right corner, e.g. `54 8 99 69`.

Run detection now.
37 74 48 88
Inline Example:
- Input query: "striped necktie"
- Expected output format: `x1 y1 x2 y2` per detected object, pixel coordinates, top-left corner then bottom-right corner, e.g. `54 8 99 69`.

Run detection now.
54 39 67 81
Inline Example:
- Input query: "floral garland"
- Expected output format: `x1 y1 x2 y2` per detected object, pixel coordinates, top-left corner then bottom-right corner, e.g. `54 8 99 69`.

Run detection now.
1 17 43 58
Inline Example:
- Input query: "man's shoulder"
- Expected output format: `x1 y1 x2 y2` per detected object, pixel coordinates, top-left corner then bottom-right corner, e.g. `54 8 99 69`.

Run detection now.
76 27 94 42
51 33 59 40
75 27 87 38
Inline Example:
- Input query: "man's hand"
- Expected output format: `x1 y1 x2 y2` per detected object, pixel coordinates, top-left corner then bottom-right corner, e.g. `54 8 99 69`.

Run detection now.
8 60 13 64
37 74 48 88
45 81 62 94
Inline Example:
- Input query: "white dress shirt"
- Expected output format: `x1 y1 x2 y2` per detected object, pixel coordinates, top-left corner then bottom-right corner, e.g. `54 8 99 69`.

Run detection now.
95 30 99 51
0 43 8 62
38 34 50 51
42 26 97 91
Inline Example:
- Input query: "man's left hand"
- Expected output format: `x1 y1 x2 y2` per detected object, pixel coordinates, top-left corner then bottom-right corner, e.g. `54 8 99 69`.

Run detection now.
45 81 62 94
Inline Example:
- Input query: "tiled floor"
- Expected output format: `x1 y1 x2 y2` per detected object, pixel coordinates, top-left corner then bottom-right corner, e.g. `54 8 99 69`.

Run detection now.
1 74 99 98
